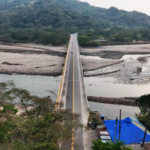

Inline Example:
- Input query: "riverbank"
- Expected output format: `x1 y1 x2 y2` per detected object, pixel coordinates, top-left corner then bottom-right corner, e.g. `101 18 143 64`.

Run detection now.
1 43 150 77
81 44 150 59
84 69 120 77
83 53 150 84
0 43 66 76
88 96 137 106
81 55 123 72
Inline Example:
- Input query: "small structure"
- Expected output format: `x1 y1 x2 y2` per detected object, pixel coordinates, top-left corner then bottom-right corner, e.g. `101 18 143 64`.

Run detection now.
96 125 111 142
104 117 150 144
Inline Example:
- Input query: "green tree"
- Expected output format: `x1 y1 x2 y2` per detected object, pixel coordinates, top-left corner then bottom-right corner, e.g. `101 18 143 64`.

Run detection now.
0 81 15 109
92 140 132 150
0 81 82 150
135 94 150 115
78 35 90 45
135 94 150 131
42 32 58 45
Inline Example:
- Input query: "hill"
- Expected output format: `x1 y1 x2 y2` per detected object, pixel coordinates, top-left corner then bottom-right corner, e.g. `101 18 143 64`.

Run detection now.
0 0 150 45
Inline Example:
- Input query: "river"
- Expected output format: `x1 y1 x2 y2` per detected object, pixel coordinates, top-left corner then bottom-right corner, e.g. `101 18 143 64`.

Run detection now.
0 73 142 119
0 74 60 102
83 54 150 119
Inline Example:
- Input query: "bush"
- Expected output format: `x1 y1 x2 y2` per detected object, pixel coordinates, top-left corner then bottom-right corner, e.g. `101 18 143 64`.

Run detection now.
0 81 82 150
0 122 14 143
92 140 132 150
78 35 99 46
0 133 5 143
136 114 150 131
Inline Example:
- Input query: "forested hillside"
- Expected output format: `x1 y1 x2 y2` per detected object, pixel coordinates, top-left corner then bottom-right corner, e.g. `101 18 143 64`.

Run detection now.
0 0 150 45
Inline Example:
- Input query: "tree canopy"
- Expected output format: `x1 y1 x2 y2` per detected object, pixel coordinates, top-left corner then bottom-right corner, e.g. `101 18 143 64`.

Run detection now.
0 81 81 150
0 0 150 45
92 140 132 150
135 94 150 115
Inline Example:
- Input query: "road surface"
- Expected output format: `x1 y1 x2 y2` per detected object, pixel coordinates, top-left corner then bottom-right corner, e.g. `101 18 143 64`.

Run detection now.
63 33 88 150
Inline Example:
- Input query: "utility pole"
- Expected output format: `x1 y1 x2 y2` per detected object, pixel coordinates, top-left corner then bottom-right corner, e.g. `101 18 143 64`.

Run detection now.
141 109 150 147
114 117 118 143
119 109 121 141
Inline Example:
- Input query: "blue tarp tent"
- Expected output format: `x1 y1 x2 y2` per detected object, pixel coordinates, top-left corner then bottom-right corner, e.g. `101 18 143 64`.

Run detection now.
104 117 150 144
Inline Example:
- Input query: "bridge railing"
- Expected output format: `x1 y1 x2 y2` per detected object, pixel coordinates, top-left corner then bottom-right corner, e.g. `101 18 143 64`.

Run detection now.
77 41 90 111
55 38 71 110
55 34 89 111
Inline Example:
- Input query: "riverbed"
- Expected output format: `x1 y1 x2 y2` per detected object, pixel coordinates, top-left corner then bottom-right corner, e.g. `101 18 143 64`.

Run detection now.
1 44 150 119
0 70 147 118
83 53 150 119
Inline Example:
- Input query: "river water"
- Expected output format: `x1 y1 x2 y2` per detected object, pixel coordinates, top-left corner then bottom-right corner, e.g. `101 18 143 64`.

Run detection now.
89 102 139 120
0 73 142 119
84 76 150 97
83 54 150 119
0 74 61 102
2 52 150 119
84 76 146 119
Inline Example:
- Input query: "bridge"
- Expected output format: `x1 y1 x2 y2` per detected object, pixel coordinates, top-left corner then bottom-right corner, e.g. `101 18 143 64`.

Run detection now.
55 33 89 150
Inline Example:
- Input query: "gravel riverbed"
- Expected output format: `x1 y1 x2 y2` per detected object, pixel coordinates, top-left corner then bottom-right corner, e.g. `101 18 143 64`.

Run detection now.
1 43 150 119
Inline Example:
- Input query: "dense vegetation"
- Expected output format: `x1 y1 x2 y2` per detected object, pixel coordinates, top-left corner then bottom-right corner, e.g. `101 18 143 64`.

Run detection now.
0 81 81 150
0 0 150 45
136 94 150 131
79 27 150 46
92 140 132 150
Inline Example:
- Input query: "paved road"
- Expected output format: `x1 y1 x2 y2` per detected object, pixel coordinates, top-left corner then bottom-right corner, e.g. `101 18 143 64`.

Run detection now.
64 34 86 150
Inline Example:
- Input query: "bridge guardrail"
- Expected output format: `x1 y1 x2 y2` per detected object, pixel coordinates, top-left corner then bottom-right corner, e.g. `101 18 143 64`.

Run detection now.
55 39 70 110
77 43 90 111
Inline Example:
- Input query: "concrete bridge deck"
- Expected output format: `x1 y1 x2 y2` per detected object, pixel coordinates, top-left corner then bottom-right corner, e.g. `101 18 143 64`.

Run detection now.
55 33 89 150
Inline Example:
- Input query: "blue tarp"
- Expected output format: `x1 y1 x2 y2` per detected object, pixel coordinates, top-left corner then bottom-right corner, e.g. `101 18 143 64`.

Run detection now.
104 117 150 144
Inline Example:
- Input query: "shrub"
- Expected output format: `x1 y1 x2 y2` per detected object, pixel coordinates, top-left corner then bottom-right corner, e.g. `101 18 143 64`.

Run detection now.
92 140 132 150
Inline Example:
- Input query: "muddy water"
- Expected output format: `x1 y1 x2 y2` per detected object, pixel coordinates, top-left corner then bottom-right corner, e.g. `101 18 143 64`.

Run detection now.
89 102 140 119
84 77 150 97
0 53 149 119
84 54 150 118
0 74 60 102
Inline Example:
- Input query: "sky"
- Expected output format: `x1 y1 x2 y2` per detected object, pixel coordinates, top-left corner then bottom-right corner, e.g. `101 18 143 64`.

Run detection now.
79 0 150 16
